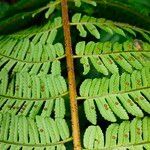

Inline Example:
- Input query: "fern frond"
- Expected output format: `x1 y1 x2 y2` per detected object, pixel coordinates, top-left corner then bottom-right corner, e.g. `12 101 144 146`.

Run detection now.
74 0 97 7
0 36 65 75
0 72 68 118
78 68 150 124
19 0 97 19
0 1 149 149
83 117 150 150
8 16 62 40
32 0 61 19
72 13 150 42
75 40 150 75
33 0 97 16
0 113 72 149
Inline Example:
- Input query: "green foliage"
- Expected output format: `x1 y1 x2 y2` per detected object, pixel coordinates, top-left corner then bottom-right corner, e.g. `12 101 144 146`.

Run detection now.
0 37 64 75
74 0 97 7
0 113 71 149
72 13 150 42
0 0 150 149
83 117 150 149
7 16 62 39
0 72 67 117
75 40 150 75
80 68 150 124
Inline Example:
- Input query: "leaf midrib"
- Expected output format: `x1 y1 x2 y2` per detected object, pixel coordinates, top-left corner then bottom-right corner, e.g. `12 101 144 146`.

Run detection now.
0 91 68 101
83 140 150 150
70 22 150 34
77 86 149 100
0 137 73 147
0 53 66 64
73 51 149 58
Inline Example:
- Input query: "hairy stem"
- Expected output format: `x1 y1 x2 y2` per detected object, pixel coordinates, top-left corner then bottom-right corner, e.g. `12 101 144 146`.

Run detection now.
61 0 81 149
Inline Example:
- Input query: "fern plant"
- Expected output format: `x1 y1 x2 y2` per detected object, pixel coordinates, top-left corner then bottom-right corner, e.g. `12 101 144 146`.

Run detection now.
0 0 150 149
